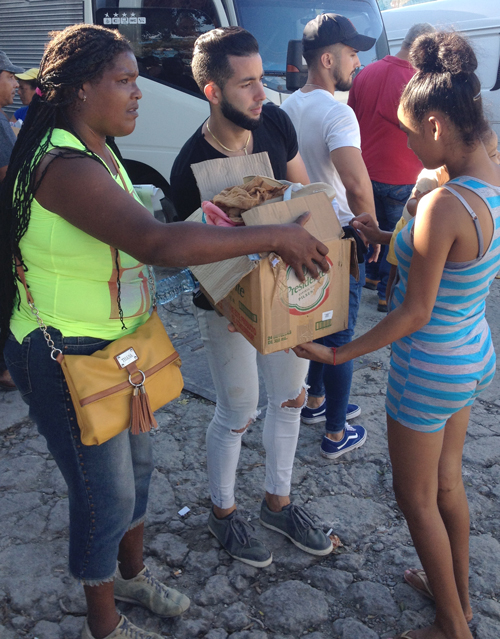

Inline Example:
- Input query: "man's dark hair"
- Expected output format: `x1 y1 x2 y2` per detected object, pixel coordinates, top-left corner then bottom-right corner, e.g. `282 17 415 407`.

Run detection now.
401 23 435 50
303 44 334 69
191 26 259 91
21 78 38 91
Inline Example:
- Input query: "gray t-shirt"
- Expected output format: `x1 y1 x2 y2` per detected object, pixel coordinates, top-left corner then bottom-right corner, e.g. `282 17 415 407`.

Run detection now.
0 110 16 169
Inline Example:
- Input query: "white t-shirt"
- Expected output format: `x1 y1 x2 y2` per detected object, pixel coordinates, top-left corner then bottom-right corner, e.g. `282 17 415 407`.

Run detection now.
281 89 360 227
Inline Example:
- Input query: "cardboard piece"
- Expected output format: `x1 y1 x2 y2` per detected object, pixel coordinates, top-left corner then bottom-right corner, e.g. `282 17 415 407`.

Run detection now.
216 192 354 354
187 154 278 302
187 205 261 300
187 154 356 354
191 152 273 202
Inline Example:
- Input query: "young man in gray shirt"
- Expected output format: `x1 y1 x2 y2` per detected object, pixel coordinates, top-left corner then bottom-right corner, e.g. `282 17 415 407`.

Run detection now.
0 50 23 183
0 50 23 391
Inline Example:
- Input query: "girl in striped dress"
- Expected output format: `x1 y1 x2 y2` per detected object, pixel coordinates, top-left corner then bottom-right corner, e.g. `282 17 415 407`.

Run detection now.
294 31 500 639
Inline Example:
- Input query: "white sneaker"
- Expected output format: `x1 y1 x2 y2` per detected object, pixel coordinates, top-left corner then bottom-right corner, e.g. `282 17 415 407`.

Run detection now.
114 566 190 618
82 615 164 639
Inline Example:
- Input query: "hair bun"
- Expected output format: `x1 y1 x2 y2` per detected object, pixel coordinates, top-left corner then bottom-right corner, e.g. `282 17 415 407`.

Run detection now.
409 31 477 76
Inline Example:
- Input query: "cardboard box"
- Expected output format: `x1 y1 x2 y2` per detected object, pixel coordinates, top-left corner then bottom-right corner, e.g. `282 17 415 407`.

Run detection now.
187 155 357 354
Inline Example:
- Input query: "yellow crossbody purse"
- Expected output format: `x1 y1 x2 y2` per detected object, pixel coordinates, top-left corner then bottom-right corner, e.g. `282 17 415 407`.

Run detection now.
17 260 183 445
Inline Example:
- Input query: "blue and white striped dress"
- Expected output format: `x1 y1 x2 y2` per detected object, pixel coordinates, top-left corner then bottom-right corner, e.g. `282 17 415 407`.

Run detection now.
386 176 500 432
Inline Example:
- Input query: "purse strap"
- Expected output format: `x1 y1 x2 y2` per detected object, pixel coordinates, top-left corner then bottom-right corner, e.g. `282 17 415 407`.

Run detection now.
16 254 156 362
16 258 63 361
109 153 157 308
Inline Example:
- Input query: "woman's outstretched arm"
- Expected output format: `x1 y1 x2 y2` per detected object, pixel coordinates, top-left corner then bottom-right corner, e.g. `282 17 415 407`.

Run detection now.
35 154 329 281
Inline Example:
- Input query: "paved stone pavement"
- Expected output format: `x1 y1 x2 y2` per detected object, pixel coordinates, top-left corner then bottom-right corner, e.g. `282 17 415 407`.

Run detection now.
1 280 500 639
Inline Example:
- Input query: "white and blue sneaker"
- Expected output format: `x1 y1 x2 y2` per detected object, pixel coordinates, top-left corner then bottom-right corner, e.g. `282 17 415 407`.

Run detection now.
301 401 326 424
346 403 361 420
301 400 361 424
320 424 367 459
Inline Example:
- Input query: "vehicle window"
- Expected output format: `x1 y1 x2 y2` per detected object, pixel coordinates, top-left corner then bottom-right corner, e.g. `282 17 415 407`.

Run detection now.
377 0 438 9
95 4 220 94
234 0 386 74
96 0 218 21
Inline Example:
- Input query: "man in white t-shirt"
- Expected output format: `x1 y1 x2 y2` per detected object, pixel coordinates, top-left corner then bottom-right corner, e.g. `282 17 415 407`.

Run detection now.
281 13 377 460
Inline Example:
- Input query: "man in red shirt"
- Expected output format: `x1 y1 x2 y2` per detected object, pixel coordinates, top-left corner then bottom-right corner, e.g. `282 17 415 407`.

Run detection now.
348 23 434 311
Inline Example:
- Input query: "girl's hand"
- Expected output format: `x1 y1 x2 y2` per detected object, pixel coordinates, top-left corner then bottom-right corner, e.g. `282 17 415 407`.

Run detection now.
292 342 334 364
351 214 392 246
350 213 383 244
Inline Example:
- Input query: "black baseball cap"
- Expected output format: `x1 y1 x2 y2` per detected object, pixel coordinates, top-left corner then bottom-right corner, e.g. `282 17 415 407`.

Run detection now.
303 13 376 52
0 50 24 74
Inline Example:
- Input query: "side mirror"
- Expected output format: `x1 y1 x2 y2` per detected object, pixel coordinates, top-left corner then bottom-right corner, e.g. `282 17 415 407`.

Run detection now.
286 40 307 91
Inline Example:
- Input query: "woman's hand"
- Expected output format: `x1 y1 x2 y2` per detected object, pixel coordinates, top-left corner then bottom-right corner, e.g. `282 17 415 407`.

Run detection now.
293 342 333 364
277 212 330 281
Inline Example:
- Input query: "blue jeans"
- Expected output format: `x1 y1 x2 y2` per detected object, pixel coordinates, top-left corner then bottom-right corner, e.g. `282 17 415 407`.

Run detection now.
307 262 365 434
365 181 414 300
4 328 154 585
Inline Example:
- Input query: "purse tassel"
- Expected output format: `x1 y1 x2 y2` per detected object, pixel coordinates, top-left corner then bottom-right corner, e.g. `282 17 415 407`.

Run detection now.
130 384 159 435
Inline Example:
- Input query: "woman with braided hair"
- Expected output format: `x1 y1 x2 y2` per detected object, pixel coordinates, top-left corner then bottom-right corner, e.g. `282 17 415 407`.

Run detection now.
0 24 329 639
294 31 500 639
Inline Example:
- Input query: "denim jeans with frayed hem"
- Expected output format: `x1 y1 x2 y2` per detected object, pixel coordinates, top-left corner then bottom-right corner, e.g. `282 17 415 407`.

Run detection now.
4 328 154 585
365 181 414 300
194 306 309 509
306 262 365 434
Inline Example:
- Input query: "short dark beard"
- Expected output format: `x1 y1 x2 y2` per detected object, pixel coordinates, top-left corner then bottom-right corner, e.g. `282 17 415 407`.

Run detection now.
335 76 353 92
332 60 354 92
220 95 262 131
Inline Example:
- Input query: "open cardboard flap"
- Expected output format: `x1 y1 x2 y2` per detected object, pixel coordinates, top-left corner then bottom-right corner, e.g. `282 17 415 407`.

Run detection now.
187 153 273 301
242 190 341 241
191 152 274 201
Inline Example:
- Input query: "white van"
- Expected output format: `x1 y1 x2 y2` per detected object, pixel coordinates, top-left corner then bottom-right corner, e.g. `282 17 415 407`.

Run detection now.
92 0 389 206
382 0 500 136
0 0 389 215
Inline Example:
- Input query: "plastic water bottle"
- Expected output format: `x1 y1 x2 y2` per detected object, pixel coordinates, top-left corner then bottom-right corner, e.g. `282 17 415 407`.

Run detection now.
155 268 196 305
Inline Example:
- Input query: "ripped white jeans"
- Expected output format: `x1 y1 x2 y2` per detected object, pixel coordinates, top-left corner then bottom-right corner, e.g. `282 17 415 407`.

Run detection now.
195 307 309 509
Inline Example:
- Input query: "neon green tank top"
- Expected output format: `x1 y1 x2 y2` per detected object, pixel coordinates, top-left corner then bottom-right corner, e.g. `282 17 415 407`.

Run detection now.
10 129 151 342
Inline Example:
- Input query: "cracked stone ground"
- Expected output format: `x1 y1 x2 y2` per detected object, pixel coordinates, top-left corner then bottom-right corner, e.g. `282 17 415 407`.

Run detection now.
1 282 499 639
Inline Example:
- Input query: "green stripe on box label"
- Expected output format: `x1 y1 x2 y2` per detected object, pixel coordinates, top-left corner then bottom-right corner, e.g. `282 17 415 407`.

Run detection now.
315 319 332 330
239 301 257 323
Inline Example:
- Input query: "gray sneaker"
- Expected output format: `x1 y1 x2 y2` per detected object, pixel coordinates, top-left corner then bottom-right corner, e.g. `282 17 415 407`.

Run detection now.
208 509 272 568
114 566 190 618
82 615 164 639
259 501 333 556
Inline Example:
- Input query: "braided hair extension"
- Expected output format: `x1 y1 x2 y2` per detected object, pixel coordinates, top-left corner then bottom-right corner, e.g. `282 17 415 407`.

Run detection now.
0 24 133 348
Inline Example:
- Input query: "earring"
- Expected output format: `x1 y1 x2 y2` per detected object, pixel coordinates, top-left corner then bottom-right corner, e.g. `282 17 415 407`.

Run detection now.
82 95 87 102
